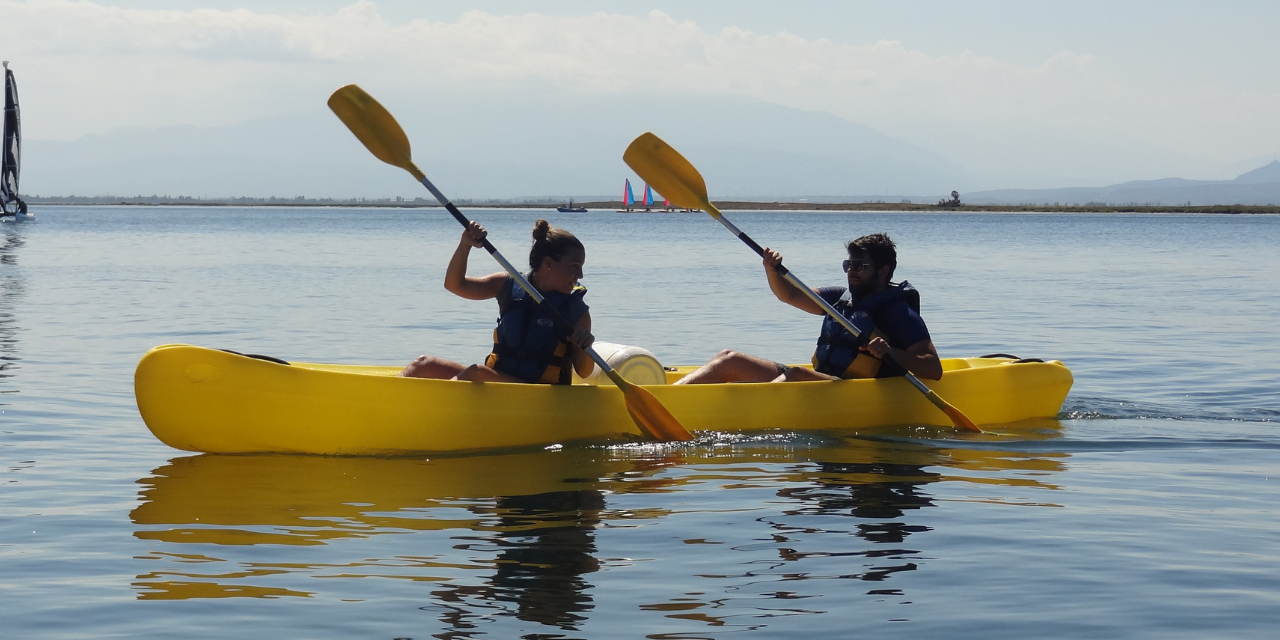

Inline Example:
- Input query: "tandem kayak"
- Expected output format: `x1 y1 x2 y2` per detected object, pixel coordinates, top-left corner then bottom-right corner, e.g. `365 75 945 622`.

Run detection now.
134 344 1073 455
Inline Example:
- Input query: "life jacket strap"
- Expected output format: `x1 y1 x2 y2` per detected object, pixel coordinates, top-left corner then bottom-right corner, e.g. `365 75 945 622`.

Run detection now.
815 333 869 348
487 340 573 385
488 342 571 367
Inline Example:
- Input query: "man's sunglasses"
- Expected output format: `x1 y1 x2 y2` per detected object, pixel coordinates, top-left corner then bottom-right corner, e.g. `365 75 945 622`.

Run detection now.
842 259 873 273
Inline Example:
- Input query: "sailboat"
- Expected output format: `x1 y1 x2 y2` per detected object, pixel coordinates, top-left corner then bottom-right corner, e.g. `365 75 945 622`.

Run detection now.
556 198 587 213
616 178 636 212
642 183 654 211
1 61 30 222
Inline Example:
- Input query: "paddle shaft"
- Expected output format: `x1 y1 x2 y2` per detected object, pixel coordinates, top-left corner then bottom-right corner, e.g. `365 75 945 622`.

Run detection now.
412 168 622 379
705 204 949 400
327 88 689 440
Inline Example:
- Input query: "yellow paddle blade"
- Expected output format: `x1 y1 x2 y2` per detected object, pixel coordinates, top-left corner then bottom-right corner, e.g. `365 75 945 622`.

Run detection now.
327 84 425 181
607 370 693 441
942 404 982 433
623 132 715 214
922 388 982 432
623 132 981 435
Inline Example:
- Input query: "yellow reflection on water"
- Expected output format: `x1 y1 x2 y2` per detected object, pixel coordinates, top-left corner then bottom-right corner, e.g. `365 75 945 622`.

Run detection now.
133 580 313 601
131 424 1070 607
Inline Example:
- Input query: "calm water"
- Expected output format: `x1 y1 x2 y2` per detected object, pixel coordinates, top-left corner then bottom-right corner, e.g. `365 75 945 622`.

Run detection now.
2 207 1278 639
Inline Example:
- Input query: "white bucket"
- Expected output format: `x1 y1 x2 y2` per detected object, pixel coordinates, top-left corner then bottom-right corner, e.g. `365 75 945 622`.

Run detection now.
572 341 667 386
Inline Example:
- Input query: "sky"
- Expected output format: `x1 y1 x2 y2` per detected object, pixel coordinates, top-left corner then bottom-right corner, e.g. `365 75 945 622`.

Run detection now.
4 0 1280 190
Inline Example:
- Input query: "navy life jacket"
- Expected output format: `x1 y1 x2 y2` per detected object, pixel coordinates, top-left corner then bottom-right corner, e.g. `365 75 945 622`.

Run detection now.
485 275 589 385
811 281 921 379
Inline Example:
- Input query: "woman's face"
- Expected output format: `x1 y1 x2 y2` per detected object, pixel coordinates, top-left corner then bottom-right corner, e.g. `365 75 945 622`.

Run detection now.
537 247 585 294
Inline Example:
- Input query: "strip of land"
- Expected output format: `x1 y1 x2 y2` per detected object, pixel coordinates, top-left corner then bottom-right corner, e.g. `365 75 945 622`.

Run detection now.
580 201 1280 214
21 195 1280 214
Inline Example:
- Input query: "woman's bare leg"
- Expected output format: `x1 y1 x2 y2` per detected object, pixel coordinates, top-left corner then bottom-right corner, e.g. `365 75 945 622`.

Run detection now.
400 355 466 379
454 363 525 383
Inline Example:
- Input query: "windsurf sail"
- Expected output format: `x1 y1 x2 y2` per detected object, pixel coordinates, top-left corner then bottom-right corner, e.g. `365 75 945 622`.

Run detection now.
623 179 635 206
643 183 654 207
1 62 25 217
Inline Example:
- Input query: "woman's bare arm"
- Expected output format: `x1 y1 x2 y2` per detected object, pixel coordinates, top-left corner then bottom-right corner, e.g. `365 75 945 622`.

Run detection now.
443 221 508 300
568 311 595 378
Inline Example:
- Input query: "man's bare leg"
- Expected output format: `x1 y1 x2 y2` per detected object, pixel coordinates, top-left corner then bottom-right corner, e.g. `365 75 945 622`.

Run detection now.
774 367 838 382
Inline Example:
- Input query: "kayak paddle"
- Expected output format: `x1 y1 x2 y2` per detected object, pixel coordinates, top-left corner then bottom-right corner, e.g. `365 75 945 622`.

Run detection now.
328 85 693 442
623 132 980 433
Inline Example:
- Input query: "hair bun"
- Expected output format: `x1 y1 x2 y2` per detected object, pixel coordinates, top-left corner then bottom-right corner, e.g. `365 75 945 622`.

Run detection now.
531 219 552 242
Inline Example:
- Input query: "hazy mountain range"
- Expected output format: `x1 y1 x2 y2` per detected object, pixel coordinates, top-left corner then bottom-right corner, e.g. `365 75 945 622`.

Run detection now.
963 161 1280 206
21 92 1280 204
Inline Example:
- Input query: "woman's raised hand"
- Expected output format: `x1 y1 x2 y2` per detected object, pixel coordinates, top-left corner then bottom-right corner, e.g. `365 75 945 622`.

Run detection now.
461 221 488 248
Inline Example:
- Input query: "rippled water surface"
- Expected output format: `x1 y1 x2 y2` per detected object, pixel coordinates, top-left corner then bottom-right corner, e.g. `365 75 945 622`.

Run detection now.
2 207 1278 638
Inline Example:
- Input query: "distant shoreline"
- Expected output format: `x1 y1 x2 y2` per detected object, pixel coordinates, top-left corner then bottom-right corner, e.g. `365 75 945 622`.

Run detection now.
21 198 1280 214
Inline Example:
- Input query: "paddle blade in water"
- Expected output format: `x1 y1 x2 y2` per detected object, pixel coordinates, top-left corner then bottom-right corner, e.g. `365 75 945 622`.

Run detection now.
607 370 693 441
327 85 423 180
942 403 982 432
623 133 712 212
920 388 981 432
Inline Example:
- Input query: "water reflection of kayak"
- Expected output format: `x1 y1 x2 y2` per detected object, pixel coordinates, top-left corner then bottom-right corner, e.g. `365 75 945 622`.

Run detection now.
134 344 1073 455
131 435 1067 547
129 437 1067 601
130 449 637 546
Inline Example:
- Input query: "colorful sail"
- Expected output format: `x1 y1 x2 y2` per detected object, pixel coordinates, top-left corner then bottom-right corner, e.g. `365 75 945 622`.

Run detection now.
623 179 635 206
643 183 654 207
1 61 25 217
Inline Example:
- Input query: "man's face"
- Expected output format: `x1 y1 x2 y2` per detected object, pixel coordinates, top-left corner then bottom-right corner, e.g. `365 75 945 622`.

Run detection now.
845 251 889 297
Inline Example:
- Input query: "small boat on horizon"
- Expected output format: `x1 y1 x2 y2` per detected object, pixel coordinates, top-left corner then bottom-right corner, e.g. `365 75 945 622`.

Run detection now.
556 199 588 213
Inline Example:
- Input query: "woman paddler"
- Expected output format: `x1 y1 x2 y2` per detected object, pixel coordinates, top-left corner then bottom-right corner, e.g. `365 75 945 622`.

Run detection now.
400 219 595 383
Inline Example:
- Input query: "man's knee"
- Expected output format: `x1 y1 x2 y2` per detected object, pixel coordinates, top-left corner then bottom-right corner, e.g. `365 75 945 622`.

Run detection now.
712 349 743 362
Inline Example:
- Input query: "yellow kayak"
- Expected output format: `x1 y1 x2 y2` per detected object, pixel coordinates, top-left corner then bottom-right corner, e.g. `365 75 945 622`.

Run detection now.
134 344 1073 455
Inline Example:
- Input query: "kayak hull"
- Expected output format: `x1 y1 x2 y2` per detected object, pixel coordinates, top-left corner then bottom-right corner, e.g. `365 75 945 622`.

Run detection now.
134 344 1074 455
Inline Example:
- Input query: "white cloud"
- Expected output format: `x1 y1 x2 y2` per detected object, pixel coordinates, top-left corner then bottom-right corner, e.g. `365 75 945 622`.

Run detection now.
4 0 1277 167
